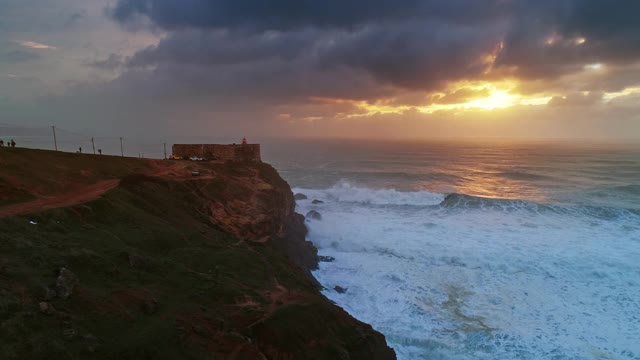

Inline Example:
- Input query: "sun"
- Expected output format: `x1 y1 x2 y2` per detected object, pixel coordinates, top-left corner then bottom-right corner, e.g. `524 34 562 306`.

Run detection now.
462 90 518 110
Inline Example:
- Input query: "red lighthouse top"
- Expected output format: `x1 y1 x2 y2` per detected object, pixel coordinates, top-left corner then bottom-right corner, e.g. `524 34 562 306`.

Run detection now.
242 137 247 145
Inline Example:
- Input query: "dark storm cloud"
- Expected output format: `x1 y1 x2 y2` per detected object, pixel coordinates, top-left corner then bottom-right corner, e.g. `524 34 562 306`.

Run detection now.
495 0 640 79
558 0 640 38
317 21 505 90
1 50 41 63
101 0 640 112
128 30 317 67
109 0 510 32
126 21 504 93
111 59 392 103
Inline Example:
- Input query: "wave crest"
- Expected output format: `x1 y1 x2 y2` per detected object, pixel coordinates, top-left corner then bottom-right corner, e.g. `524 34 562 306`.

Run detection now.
294 181 445 206
441 193 640 221
295 182 640 221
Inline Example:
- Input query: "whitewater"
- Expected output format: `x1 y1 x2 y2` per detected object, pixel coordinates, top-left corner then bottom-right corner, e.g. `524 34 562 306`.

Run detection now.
266 140 640 360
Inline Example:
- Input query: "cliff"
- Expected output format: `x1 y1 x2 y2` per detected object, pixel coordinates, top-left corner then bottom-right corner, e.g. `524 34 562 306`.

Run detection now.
0 148 395 359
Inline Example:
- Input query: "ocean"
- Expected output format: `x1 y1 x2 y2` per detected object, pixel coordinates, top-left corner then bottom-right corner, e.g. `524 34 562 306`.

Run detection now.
264 139 640 360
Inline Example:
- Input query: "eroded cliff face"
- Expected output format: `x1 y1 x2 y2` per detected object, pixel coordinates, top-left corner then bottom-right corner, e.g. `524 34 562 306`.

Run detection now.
200 162 320 272
189 162 396 359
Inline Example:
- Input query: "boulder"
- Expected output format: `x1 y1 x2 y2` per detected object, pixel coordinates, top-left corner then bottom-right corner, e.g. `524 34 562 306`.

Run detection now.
311 199 324 204
39 302 56 316
55 268 79 300
334 286 348 294
294 193 308 201
319 256 335 263
305 210 322 221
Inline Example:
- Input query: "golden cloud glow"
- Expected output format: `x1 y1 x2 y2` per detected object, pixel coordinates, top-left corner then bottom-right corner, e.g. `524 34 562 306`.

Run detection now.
457 90 517 110
15 40 57 50
603 87 640 101
479 41 504 74
585 63 604 71
546 35 559 45
544 35 587 47
330 80 559 118
317 79 640 121
338 81 554 118
417 81 551 113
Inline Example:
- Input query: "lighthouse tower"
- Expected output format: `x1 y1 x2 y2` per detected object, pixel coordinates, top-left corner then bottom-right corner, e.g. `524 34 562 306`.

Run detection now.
242 137 247 145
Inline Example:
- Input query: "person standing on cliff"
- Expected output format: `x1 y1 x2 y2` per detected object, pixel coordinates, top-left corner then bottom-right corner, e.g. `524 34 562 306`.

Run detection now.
10 139 16 147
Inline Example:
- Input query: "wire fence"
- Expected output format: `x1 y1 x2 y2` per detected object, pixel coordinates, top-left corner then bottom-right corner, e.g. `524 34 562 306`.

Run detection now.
0 122 168 159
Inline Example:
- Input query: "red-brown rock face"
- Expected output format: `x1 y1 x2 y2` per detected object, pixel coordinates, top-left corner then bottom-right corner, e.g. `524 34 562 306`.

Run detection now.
201 162 320 271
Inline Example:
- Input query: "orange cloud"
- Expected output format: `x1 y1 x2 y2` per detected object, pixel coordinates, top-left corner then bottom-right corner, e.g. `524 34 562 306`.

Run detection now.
15 40 57 50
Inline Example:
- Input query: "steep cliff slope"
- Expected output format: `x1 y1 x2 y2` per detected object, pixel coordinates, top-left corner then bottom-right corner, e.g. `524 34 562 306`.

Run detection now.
0 148 395 359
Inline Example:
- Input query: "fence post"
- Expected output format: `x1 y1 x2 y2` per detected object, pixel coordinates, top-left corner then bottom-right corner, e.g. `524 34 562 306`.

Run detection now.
52 126 58 151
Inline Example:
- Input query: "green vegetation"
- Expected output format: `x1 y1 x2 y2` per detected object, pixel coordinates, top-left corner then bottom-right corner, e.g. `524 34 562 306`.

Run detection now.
0 176 35 206
0 149 395 359
0 148 154 205
0 177 315 359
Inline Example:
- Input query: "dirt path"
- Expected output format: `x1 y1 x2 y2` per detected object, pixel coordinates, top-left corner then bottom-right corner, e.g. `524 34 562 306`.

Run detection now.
0 161 196 219
0 179 121 219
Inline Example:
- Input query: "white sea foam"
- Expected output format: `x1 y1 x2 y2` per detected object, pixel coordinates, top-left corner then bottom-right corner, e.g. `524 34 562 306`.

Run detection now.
296 183 640 360
295 180 445 206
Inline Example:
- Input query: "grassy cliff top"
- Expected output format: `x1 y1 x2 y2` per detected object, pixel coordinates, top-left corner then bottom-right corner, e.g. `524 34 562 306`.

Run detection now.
0 148 395 360
0 148 164 206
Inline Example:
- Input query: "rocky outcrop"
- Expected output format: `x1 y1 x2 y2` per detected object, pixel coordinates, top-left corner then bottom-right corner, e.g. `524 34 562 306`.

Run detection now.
200 163 320 271
190 162 395 358
334 286 348 294
39 302 56 315
55 268 78 299
306 210 323 221
258 164 320 271
272 212 319 272
252 301 395 360
319 256 336 263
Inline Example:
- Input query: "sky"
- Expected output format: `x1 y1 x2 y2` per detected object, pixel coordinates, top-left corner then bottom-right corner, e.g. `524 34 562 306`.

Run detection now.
1 0 640 141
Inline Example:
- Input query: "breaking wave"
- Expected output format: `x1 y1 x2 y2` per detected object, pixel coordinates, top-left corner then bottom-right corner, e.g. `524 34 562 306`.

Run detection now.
294 180 445 206
441 193 640 221
295 182 640 221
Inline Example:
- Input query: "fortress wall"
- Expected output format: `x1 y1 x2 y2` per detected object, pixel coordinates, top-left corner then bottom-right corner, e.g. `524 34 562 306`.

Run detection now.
172 144 261 162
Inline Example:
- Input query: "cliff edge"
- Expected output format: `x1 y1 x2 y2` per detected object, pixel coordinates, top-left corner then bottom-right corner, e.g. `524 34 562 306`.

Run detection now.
0 148 395 359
